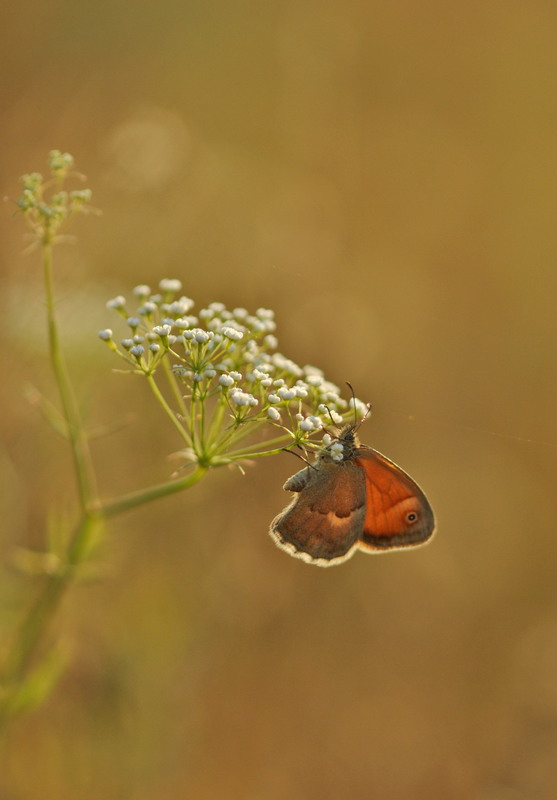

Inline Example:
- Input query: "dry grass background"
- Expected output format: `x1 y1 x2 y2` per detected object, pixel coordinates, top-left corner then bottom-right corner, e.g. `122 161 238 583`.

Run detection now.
2 1 557 798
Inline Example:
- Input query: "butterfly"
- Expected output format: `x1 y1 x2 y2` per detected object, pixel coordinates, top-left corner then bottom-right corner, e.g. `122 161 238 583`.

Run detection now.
269 424 435 566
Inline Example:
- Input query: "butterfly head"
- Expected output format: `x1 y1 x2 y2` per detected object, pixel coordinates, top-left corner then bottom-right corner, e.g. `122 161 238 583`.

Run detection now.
319 424 361 465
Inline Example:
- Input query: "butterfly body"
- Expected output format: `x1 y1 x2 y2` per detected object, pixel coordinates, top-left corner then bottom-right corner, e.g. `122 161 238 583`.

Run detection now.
270 426 435 566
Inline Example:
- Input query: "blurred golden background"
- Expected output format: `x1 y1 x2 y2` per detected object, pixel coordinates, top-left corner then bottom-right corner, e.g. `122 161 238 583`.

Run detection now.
2 1 557 798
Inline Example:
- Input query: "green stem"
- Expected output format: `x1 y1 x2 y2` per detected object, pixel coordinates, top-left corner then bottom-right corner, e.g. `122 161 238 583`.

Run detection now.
146 374 191 445
1 513 98 689
101 466 208 517
0 464 208 729
43 240 98 511
226 432 296 455
162 358 188 418
225 446 294 460
206 396 225 443
210 415 269 455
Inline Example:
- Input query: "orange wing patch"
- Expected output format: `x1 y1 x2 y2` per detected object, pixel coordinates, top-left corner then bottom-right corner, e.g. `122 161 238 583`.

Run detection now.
354 449 435 550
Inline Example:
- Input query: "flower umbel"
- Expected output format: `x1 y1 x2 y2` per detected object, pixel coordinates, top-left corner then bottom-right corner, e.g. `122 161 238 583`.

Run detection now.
15 150 95 249
100 281 367 469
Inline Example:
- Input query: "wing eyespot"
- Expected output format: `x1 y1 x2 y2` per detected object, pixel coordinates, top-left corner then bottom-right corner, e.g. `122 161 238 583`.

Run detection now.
405 511 419 525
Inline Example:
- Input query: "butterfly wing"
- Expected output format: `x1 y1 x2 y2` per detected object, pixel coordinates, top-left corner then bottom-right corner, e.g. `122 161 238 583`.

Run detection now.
354 447 435 551
269 461 366 566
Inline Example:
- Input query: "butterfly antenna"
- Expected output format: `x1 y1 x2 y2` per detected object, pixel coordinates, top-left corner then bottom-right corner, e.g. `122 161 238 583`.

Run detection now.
323 405 337 428
346 382 358 427
345 382 372 429
282 446 317 470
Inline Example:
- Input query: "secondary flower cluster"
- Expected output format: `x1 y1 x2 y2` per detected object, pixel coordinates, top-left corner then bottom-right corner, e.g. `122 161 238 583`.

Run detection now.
99 279 368 466
16 151 93 247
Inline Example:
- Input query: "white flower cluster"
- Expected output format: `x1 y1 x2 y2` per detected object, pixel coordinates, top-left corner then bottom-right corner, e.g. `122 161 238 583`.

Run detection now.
321 432 346 462
99 279 366 447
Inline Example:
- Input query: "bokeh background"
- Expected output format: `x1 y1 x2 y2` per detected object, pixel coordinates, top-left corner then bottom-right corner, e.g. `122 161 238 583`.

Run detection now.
2 1 557 798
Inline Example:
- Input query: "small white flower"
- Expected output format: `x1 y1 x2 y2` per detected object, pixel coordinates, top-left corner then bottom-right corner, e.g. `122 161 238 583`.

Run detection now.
149 343 160 352
221 326 244 341
264 334 278 349
322 433 333 447
204 368 217 378
195 329 213 343
277 386 296 400
306 374 324 387
248 314 276 333
219 374 235 387
159 278 182 293
230 389 255 407
98 329 112 340
121 338 134 350
126 316 141 329
267 407 281 422
209 301 226 313
138 302 158 316
255 361 272 373
349 397 370 418
318 405 343 425
183 328 213 344
256 308 274 320
299 420 313 431
168 297 194 315
257 355 274 371
130 344 144 357
133 284 151 297
268 394 281 404
319 382 344 404
228 371 242 381
153 324 172 337
260 377 273 387
132 335 144 344
320 393 345 409
172 365 188 377
106 295 126 310
233 307 248 319
299 416 323 432
174 316 197 329
272 354 303 377
193 372 203 382
246 317 266 333
249 368 267 381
